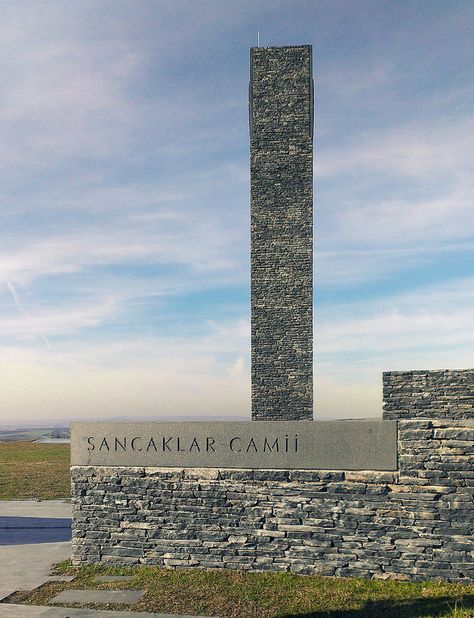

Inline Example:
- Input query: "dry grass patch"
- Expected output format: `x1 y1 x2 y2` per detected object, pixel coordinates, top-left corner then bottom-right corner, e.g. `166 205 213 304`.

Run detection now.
4 561 473 617
0 441 70 500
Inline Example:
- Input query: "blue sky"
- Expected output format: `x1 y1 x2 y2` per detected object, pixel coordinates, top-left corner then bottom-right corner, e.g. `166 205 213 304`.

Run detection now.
1 0 473 424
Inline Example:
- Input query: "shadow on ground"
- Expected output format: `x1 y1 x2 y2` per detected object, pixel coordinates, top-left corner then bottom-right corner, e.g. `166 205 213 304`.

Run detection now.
280 594 474 617
0 516 71 545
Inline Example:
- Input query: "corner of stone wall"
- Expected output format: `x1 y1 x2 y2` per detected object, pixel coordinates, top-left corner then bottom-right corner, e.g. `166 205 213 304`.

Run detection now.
383 368 474 421
380 368 474 581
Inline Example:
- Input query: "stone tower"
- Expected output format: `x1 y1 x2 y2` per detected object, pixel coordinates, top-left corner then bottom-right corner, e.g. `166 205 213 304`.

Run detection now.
250 45 314 421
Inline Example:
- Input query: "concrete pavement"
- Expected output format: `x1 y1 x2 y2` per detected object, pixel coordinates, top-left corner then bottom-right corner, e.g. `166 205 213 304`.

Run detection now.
0 501 72 601
0 501 72 518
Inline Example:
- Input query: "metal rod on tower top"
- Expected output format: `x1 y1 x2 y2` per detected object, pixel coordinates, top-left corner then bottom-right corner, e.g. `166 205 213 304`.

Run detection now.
257 30 260 47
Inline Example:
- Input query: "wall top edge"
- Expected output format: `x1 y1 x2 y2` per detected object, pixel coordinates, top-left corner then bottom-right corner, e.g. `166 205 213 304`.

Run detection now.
250 44 312 52
383 368 474 375
71 420 393 428
396 419 474 426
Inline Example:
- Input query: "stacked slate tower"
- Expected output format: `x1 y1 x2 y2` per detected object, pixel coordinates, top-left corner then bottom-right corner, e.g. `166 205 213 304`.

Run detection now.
250 45 314 421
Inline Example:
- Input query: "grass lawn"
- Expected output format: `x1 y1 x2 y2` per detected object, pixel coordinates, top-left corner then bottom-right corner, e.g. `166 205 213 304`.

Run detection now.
4 561 474 617
0 441 70 500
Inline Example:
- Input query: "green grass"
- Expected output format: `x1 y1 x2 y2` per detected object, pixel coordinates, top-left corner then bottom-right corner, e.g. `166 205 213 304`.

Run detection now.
4 561 474 617
0 441 70 499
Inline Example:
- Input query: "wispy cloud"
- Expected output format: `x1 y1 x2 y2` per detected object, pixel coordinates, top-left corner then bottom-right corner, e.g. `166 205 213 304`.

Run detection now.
316 240 474 286
315 276 474 418
314 114 474 284
0 294 117 340
3 279 51 348
316 115 474 180
316 276 474 375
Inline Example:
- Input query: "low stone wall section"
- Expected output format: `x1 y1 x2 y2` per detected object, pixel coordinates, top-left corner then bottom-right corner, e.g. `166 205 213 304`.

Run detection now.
383 369 473 421
71 419 473 582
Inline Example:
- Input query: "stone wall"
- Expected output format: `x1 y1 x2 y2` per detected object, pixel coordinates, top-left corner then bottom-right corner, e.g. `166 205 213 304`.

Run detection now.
71 418 473 582
383 369 474 421
250 45 313 421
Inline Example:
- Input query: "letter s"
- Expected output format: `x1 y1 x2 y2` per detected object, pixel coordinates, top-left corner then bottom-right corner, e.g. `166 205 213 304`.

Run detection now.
87 437 95 451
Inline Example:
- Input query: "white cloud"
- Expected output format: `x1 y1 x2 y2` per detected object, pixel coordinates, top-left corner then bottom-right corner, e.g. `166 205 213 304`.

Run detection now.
314 277 474 418
227 355 245 376
0 2 248 182
316 241 474 286
0 296 117 339
0 269 472 424
317 276 474 366
314 115 474 283
0 200 246 288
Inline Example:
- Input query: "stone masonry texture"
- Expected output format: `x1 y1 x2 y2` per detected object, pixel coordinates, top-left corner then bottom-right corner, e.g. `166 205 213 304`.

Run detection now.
250 46 313 421
71 416 473 582
383 369 474 421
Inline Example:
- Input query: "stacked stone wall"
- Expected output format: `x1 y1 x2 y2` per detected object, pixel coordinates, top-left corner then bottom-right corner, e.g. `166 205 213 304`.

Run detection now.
383 369 474 421
250 45 313 421
71 418 473 582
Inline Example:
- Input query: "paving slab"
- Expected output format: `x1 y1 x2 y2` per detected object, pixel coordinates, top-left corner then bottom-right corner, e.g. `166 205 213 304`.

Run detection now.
51 589 144 605
0 541 71 600
0 604 211 617
0 501 71 600
0 501 71 518
94 575 135 582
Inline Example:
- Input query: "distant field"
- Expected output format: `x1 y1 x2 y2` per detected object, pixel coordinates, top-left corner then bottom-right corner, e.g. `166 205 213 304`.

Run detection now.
0 427 69 442
0 441 70 500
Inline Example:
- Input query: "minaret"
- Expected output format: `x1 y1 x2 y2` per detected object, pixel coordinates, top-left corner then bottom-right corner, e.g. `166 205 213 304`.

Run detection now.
250 45 314 421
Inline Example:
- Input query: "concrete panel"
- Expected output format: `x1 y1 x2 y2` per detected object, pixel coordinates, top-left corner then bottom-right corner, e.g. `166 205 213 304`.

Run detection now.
0 604 208 617
51 590 143 605
71 420 397 470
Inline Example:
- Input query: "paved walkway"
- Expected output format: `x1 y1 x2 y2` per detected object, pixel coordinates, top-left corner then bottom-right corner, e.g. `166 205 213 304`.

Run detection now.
0 500 213 618
0 501 72 600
